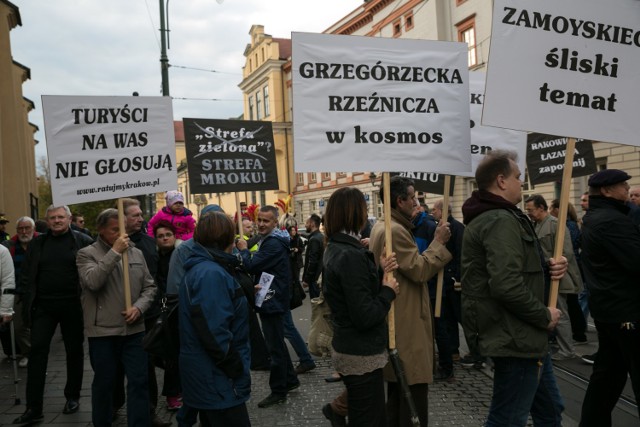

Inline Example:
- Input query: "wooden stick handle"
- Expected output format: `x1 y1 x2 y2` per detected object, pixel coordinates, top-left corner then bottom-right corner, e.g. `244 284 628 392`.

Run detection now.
434 175 451 318
117 199 132 310
548 137 576 308
383 172 396 350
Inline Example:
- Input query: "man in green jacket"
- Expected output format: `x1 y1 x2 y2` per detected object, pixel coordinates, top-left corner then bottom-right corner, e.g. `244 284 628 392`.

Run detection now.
461 149 566 427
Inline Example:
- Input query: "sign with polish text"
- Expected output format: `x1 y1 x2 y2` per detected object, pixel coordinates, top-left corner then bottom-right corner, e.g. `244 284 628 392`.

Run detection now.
42 95 177 206
292 32 472 173
482 0 640 146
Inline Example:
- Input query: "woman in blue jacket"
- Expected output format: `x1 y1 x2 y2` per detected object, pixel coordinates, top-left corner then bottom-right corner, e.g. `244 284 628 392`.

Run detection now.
323 187 399 427
180 212 251 427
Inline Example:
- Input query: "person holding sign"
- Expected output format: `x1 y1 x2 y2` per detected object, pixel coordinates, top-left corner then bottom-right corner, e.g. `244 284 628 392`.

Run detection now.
461 150 567 427
76 208 156 427
322 187 399 427
236 206 299 408
579 169 640 426
369 176 452 427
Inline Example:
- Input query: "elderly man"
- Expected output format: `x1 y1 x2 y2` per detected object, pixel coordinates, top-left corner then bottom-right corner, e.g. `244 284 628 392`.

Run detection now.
1 216 38 368
461 150 566 426
77 208 156 427
524 194 583 361
579 170 640 426
369 176 452 426
629 186 640 207
14 205 93 424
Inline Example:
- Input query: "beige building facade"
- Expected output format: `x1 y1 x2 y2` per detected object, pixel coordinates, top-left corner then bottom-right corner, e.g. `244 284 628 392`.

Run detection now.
0 1 38 235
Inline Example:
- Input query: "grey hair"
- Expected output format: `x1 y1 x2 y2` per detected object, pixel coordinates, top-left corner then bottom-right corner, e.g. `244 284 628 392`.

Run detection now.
96 208 119 229
16 216 35 227
45 205 71 217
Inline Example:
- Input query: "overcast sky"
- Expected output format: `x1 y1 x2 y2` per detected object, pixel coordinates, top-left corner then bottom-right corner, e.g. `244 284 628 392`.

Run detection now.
10 0 363 163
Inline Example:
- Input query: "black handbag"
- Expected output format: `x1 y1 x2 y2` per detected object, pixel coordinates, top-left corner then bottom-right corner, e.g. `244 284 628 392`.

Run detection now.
290 280 306 310
142 296 179 360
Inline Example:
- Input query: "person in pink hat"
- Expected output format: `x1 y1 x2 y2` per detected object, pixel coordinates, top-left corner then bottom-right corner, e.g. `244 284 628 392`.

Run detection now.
147 191 196 241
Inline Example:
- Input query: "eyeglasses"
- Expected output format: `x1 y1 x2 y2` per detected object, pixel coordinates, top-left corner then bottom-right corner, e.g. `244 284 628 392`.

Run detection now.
156 233 174 239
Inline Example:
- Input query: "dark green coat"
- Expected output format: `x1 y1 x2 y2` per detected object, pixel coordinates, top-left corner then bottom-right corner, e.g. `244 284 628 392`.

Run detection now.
461 207 551 359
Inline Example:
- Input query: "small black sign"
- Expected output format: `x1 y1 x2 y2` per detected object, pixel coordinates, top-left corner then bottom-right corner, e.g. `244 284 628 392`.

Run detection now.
526 133 597 186
184 118 279 193
390 172 456 196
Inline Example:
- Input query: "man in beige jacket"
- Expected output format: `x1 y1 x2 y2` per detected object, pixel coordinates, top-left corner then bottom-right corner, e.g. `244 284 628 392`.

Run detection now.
370 176 452 427
77 208 156 427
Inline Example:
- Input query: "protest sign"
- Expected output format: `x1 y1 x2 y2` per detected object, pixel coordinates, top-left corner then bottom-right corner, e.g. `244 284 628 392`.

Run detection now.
465 72 527 177
42 96 177 206
292 32 471 174
183 118 279 194
391 172 456 196
526 134 597 185
482 0 640 146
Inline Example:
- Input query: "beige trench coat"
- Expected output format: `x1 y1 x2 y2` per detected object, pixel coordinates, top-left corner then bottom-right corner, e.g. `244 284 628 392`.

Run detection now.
369 209 452 385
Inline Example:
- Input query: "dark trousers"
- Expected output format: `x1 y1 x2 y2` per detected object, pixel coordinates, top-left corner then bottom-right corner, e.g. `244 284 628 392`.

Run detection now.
430 296 453 374
387 382 429 427
580 320 640 426
259 312 297 395
446 290 462 354
343 368 386 427
26 299 84 411
199 403 250 427
308 281 320 300
89 332 150 427
566 293 587 341
248 308 270 369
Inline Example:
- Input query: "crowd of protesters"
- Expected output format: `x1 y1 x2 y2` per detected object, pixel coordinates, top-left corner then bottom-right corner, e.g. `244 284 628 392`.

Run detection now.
0 150 638 427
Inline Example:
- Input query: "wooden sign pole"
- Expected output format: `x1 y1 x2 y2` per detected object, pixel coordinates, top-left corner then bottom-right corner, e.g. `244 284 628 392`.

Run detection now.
235 193 243 237
434 175 451 318
383 173 396 348
117 198 132 310
548 137 576 308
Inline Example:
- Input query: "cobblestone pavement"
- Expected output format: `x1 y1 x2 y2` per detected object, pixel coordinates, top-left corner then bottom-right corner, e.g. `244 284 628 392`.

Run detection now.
0 325 577 426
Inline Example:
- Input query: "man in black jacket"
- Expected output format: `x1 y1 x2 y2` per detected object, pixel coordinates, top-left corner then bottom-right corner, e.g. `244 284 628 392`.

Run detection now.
580 169 640 426
14 205 93 424
302 214 324 299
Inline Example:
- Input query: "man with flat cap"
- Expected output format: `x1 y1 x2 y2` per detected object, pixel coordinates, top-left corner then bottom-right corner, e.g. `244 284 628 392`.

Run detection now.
579 169 640 426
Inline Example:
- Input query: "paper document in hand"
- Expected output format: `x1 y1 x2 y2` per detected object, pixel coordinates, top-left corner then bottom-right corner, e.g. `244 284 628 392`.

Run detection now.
255 272 275 308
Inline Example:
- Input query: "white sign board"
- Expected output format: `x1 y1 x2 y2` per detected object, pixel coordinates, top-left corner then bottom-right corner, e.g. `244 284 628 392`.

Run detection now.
482 0 640 146
461 72 527 177
42 96 178 206
292 32 471 173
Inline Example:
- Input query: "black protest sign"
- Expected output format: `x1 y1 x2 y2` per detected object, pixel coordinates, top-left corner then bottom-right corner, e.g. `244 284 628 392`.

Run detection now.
526 133 597 186
184 118 279 193
391 172 455 196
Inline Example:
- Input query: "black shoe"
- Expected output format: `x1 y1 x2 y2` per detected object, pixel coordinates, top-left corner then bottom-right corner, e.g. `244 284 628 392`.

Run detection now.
459 355 476 367
258 393 286 408
324 374 342 383
287 381 301 391
63 399 80 414
322 403 347 427
294 362 316 374
434 369 455 382
13 408 44 424
581 353 596 365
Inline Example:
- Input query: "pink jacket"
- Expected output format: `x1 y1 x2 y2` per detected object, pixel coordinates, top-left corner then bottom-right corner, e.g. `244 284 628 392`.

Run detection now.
147 206 196 241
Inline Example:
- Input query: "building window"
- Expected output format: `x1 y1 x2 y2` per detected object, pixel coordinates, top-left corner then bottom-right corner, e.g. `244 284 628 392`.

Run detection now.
393 19 402 37
261 47 265 62
248 96 254 120
405 12 414 31
337 172 346 178
263 85 270 117
458 17 477 67
309 172 317 183
321 172 331 181
310 200 317 212
296 173 304 185
256 90 262 120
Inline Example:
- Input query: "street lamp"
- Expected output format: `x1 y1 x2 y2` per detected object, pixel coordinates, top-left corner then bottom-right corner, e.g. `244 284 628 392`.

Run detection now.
369 172 378 187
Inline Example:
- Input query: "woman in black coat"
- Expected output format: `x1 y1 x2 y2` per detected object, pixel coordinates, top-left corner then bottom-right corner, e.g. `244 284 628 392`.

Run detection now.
322 187 399 427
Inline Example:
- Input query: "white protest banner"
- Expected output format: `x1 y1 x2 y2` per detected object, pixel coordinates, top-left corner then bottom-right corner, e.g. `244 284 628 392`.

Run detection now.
463 72 527 177
482 0 640 146
292 32 471 173
42 96 178 206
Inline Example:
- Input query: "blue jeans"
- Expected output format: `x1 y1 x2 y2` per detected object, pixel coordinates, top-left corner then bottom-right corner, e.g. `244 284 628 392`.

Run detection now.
283 310 314 366
88 333 150 427
260 313 297 395
578 286 590 320
486 354 563 427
